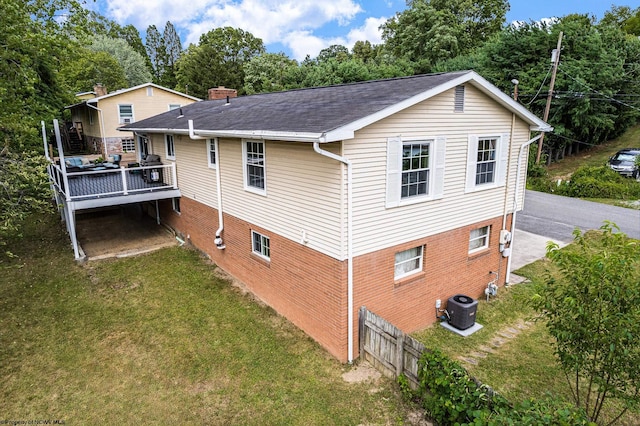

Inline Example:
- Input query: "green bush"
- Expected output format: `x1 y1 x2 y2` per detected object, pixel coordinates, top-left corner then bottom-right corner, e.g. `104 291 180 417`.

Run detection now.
556 166 640 199
414 349 593 425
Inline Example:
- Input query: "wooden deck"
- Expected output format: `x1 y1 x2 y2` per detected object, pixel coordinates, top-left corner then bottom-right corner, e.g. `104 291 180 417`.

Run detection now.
48 163 181 210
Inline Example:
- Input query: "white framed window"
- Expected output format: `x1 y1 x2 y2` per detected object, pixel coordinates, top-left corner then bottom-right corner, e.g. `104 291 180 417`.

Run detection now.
394 246 424 279
243 140 266 194
207 139 217 169
386 136 446 208
165 134 175 160
465 134 509 192
122 138 135 153
169 104 181 111
469 226 490 253
118 104 134 124
172 197 181 214
147 87 153 96
89 110 94 125
251 231 270 260
402 142 430 198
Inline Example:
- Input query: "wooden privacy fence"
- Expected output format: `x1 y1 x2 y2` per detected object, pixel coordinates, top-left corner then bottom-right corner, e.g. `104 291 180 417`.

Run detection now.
358 306 426 389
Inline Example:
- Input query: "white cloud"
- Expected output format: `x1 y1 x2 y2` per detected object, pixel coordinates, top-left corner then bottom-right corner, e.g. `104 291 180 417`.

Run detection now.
101 0 390 60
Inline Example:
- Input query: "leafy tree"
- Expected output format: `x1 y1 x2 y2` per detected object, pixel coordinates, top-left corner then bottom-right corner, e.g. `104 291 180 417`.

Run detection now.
532 223 640 424
90 34 152 88
0 0 90 151
381 0 509 72
317 44 351 62
175 27 265 98
0 150 52 259
243 53 299 94
59 48 128 94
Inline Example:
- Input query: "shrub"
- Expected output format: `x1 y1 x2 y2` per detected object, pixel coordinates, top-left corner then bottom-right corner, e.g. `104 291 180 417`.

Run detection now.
556 166 640 199
414 349 593 425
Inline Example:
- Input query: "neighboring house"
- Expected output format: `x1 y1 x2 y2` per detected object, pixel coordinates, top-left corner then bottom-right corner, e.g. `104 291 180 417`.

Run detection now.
66 83 201 159
119 71 550 363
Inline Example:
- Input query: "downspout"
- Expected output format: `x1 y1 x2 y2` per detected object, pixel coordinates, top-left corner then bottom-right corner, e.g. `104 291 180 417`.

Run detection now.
86 102 108 156
189 120 225 249
313 142 354 363
506 134 543 283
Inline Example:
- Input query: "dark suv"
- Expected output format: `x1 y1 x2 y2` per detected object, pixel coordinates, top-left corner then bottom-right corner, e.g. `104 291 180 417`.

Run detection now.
608 148 640 179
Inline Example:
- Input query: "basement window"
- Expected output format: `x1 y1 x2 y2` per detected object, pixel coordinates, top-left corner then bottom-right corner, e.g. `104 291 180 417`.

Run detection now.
251 231 270 260
394 246 423 279
469 226 490 253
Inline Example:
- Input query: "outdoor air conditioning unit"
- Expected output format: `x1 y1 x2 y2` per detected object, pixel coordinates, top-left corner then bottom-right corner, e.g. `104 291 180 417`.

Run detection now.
447 294 478 330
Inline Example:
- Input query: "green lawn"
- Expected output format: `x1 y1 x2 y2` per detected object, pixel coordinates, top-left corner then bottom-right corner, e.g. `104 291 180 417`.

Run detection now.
0 213 411 425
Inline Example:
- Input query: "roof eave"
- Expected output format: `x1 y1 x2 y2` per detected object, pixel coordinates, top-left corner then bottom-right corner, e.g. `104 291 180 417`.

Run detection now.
121 126 325 143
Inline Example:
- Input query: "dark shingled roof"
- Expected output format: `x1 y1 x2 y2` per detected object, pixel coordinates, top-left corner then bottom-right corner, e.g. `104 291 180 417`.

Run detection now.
122 71 472 136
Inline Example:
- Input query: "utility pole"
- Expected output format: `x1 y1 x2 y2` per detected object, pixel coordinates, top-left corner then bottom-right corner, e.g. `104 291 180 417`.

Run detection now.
536 31 563 164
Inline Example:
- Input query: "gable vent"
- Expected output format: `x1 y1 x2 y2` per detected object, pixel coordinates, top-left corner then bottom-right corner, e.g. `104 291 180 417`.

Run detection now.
454 85 465 112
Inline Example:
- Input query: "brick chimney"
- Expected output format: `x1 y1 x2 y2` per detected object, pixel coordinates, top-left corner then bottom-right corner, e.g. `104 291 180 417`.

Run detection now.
208 86 237 101
94 83 107 97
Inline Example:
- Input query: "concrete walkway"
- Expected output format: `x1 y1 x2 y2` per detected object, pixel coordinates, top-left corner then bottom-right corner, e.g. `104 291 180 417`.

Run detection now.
508 229 567 284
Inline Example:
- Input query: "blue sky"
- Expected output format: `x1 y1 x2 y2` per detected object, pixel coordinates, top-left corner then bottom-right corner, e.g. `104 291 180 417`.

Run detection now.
92 1 640 61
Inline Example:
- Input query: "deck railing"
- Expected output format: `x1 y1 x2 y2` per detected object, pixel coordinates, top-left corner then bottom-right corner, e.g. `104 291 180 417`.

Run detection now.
48 163 178 202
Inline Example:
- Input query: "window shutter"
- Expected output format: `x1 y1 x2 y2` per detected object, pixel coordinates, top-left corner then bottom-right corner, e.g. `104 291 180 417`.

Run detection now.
432 136 446 199
497 134 510 186
386 136 402 208
465 135 478 192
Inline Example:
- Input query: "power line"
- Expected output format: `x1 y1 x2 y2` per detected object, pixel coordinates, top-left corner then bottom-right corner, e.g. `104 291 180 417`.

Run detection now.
557 66 640 112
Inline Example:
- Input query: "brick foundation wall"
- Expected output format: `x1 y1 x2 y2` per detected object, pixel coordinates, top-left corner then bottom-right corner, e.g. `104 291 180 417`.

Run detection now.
159 196 510 361
159 197 349 360
352 217 510 338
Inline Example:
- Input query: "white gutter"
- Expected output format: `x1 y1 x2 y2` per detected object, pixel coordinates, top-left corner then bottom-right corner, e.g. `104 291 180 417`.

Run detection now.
125 127 325 143
86 103 108 156
506 134 543 283
313 142 354 363
189 120 225 249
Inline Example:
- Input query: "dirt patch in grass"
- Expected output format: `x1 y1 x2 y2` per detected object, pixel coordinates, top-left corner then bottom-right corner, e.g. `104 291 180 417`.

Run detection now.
74 205 177 259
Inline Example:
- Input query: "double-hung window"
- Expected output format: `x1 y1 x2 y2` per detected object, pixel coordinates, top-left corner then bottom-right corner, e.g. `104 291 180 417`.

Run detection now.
386 136 446 207
401 142 430 198
243 140 266 194
394 246 424 279
165 134 175 160
469 226 490 253
466 135 508 192
251 231 270 260
118 104 134 124
207 139 217 169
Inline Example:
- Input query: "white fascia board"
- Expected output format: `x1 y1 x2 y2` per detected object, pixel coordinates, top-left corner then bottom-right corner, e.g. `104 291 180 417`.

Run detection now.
322 71 552 142
91 83 201 103
122 127 324 143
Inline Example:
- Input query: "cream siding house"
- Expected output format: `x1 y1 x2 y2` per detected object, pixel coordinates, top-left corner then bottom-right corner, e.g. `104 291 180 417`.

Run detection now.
67 83 200 158
121 71 551 362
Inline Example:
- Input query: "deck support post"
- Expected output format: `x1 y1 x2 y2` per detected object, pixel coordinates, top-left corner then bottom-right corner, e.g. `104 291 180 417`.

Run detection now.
155 200 160 225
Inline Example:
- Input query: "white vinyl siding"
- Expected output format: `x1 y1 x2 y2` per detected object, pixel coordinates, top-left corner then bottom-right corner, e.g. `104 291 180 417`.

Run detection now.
465 134 509 193
469 225 490 253
207 139 217 169
163 136 344 260
394 246 423 279
386 136 445 208
347 84 525 258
